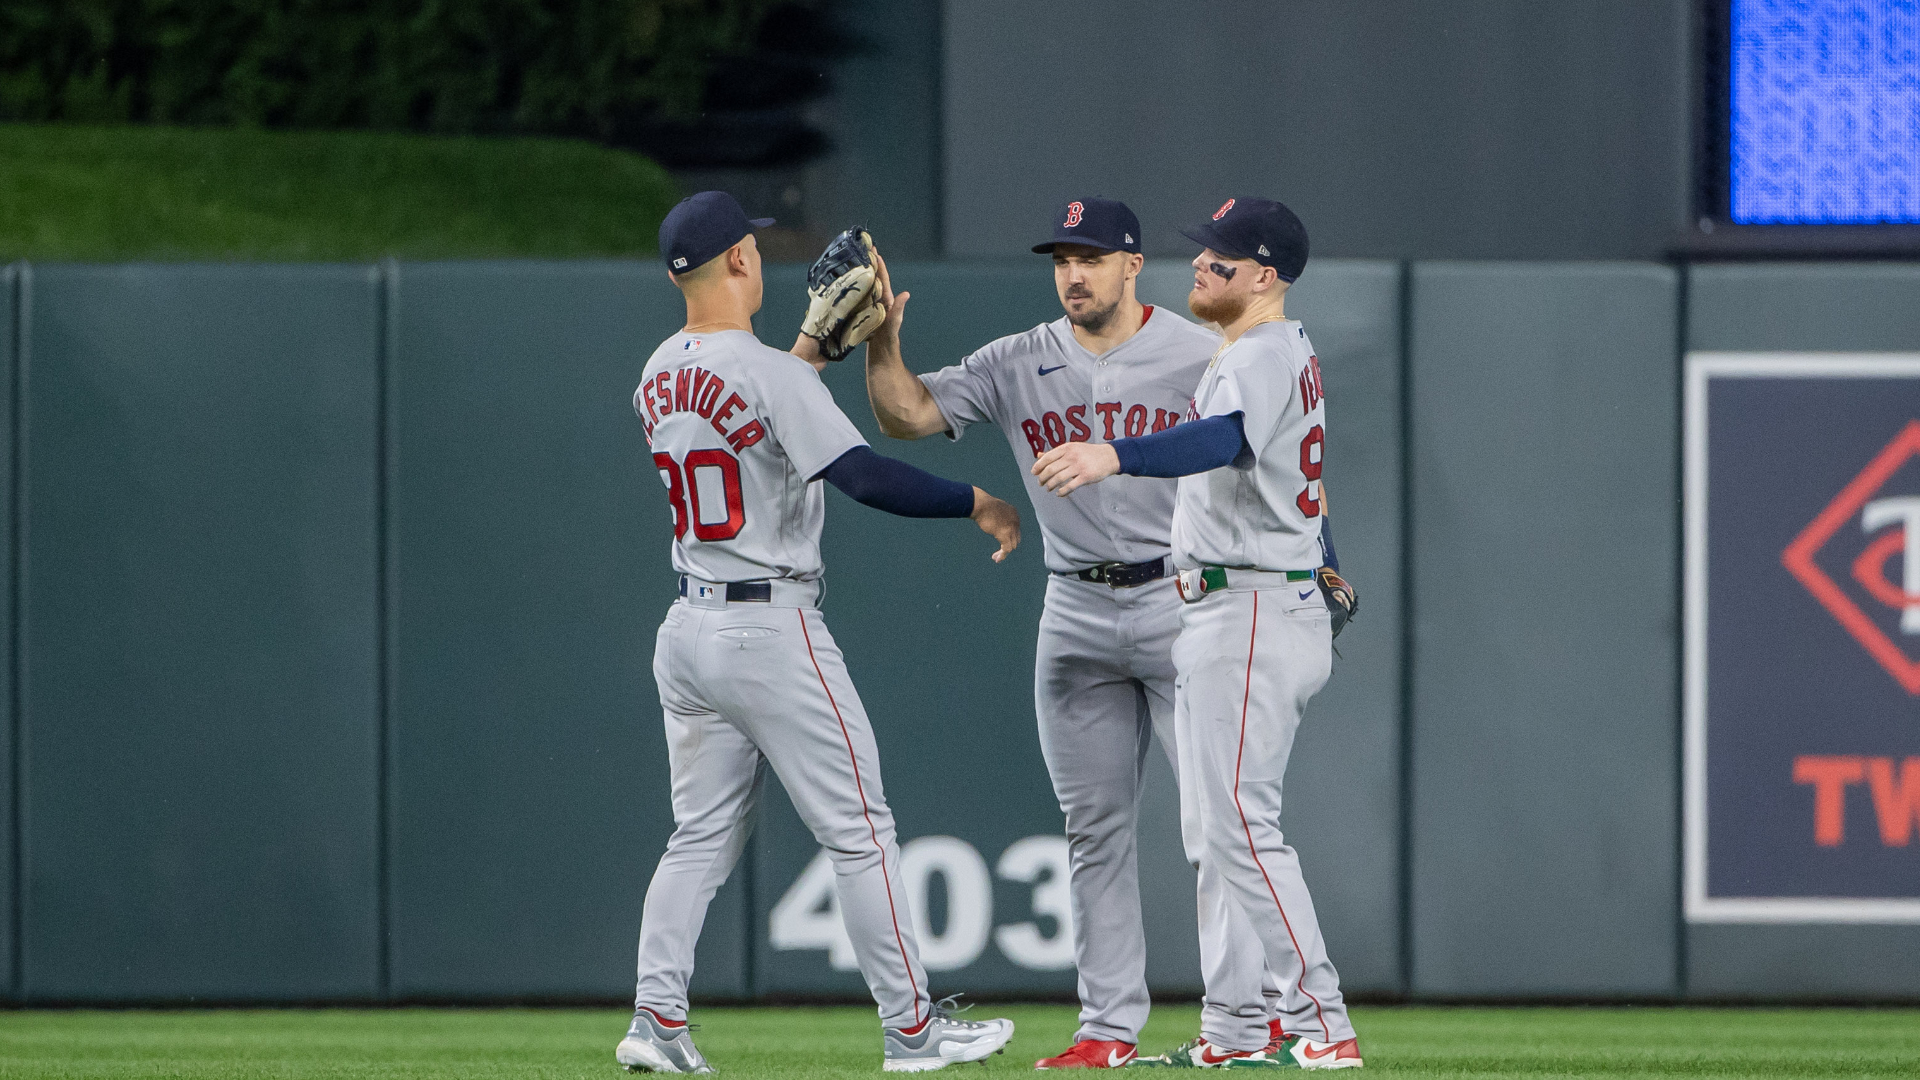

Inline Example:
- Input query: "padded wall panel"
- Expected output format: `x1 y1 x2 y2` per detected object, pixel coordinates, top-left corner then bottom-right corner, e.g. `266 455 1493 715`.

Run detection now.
0 266 14 1000
1684 263 1920 999
386 261 747 1000
1408 263 1680 996
746 262 1076 997
20 264 381 1000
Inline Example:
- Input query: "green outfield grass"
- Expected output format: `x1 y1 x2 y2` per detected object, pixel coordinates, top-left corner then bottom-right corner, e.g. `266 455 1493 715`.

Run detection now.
0 124 681 261
0 1004 1916 1079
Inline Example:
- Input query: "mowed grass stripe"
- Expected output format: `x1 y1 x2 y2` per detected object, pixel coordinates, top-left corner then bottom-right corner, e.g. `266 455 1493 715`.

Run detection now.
0 124 681 262
0 1005 1916 1078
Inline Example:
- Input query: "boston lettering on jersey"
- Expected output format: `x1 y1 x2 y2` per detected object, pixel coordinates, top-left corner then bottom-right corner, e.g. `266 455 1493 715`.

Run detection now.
1020 402 1184 458
638 364 767 453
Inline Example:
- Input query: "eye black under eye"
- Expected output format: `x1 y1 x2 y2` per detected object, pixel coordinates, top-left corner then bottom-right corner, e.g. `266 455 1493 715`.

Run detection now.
1208 262 1237 281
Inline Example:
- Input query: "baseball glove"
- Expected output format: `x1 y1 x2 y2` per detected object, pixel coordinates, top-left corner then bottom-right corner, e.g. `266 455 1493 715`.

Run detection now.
801 227 886 361
1317 567 1358 639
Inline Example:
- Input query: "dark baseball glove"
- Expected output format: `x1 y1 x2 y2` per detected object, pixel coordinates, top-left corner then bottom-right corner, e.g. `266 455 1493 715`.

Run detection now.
800 227 885 361
1317 567 1358 639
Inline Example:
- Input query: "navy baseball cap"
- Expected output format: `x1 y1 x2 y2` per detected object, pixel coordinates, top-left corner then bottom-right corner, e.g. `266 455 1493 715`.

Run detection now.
1032 197 1142 255
1179 197 1309 282
659 191 775 273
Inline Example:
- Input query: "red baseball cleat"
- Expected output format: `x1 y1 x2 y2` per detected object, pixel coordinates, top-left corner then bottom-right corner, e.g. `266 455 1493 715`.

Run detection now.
1035 1040 1138 1069
1262 1021 1290 1055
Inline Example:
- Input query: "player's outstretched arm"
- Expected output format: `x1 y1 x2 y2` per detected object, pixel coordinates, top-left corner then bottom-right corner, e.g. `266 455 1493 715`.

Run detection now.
863 251 949 440
818 446 1020 562
1033 413 1249 495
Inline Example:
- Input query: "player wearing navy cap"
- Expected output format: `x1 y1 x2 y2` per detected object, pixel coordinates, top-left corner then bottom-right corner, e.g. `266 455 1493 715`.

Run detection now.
1034 197 1364 1069
619 191 1020 1073
863 197 1312 1068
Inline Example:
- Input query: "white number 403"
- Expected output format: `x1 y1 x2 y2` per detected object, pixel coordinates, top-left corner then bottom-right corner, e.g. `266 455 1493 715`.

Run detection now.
769 835 1073 972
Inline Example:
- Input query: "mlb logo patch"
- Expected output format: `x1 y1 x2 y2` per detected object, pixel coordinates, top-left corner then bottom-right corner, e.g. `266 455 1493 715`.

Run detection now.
683 338 703 352
695 584 718 600
673 257 688 269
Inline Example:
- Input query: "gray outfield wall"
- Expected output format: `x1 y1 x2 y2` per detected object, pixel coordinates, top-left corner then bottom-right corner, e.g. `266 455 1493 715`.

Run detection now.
3 259 1916 1004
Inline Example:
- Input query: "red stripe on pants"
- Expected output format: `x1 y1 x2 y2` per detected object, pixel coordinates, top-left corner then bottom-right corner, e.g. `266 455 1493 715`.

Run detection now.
1229 591 1330 1043
797 609 923 1027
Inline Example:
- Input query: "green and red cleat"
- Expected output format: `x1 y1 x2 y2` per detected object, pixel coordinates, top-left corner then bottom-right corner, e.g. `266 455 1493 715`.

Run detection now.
1138 1036 1292 1069
1266 1024 1363 1070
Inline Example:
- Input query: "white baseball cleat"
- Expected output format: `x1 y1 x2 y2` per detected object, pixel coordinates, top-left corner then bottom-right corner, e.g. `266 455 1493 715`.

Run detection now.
883 996 1015 1072
616 1006 714 1074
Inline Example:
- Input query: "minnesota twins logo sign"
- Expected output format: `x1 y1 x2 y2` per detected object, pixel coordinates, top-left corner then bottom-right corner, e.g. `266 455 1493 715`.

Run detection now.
1783 420 1920 694
1684 352 1920 924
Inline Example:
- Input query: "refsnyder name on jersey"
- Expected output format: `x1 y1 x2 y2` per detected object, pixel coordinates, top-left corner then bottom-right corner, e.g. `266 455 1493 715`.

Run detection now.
1173 318 1326 573
636 329 867 584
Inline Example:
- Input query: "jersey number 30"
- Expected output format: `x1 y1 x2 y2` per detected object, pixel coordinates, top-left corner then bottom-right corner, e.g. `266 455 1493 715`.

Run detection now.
655 449 746 541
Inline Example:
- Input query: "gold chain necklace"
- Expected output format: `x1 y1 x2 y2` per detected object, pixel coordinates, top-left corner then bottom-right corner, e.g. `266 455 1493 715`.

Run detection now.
1208 313 1288 368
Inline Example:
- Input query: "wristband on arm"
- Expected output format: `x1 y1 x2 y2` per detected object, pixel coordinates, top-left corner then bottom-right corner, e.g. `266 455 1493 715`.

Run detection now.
1319 514 1339 572
818 446 975 518
1110 412 1251 478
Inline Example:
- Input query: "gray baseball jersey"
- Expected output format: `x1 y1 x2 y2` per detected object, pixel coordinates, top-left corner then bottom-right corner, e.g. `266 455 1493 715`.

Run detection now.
921 307 1220 573
1174 320 1326 572
636 329 866 583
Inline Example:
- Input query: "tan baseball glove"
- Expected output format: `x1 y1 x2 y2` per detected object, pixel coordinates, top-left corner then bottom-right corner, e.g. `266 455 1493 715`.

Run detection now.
800 227 886 361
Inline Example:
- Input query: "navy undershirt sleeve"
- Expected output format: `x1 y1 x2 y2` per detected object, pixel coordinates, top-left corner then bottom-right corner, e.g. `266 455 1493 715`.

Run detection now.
1111 412 1251 477
818 446 975 518
1319 515 1339 571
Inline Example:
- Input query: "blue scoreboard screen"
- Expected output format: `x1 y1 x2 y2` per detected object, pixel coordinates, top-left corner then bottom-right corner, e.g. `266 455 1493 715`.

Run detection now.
1730 0 1920 224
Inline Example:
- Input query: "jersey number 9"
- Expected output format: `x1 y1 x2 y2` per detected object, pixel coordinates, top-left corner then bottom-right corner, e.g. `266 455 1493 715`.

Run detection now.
655 449 746 541
1295 425 1324 518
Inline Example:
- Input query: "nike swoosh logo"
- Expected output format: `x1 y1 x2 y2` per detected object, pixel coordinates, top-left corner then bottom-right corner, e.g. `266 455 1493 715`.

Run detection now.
1301 1044 1339 1060
1197 1047 1238 1065
1107 1049 1134 1067
1299 590 1314 600
1037 364 1068 376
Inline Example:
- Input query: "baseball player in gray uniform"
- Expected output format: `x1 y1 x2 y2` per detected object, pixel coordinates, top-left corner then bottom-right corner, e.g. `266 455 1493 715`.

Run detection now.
619 191 1021 1074
1033 197 1364 1069
865 198 1322 1068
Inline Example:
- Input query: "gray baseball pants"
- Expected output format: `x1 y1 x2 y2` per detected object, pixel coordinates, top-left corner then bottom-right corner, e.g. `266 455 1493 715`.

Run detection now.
1173 580 1355 1045
633 588 930 1030
1037 573 1280 1051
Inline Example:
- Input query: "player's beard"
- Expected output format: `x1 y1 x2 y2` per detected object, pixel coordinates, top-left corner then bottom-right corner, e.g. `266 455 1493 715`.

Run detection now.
1065 290 1121 333
1188 288 1246 327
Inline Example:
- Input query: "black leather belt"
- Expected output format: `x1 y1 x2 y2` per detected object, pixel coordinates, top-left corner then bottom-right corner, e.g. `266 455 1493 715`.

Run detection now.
1070 558 1167 588
679 576 772 602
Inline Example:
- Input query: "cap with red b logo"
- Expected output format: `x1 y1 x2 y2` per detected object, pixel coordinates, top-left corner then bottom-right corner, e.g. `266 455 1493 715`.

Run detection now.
1180 197 1309 282
1031 197 1142 255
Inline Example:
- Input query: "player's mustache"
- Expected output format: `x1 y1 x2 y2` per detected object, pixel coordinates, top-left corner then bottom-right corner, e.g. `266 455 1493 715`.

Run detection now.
1065 287 1093 299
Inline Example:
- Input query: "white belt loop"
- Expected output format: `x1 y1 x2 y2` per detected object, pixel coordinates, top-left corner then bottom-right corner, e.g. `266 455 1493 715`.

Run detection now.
683 575 729 610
